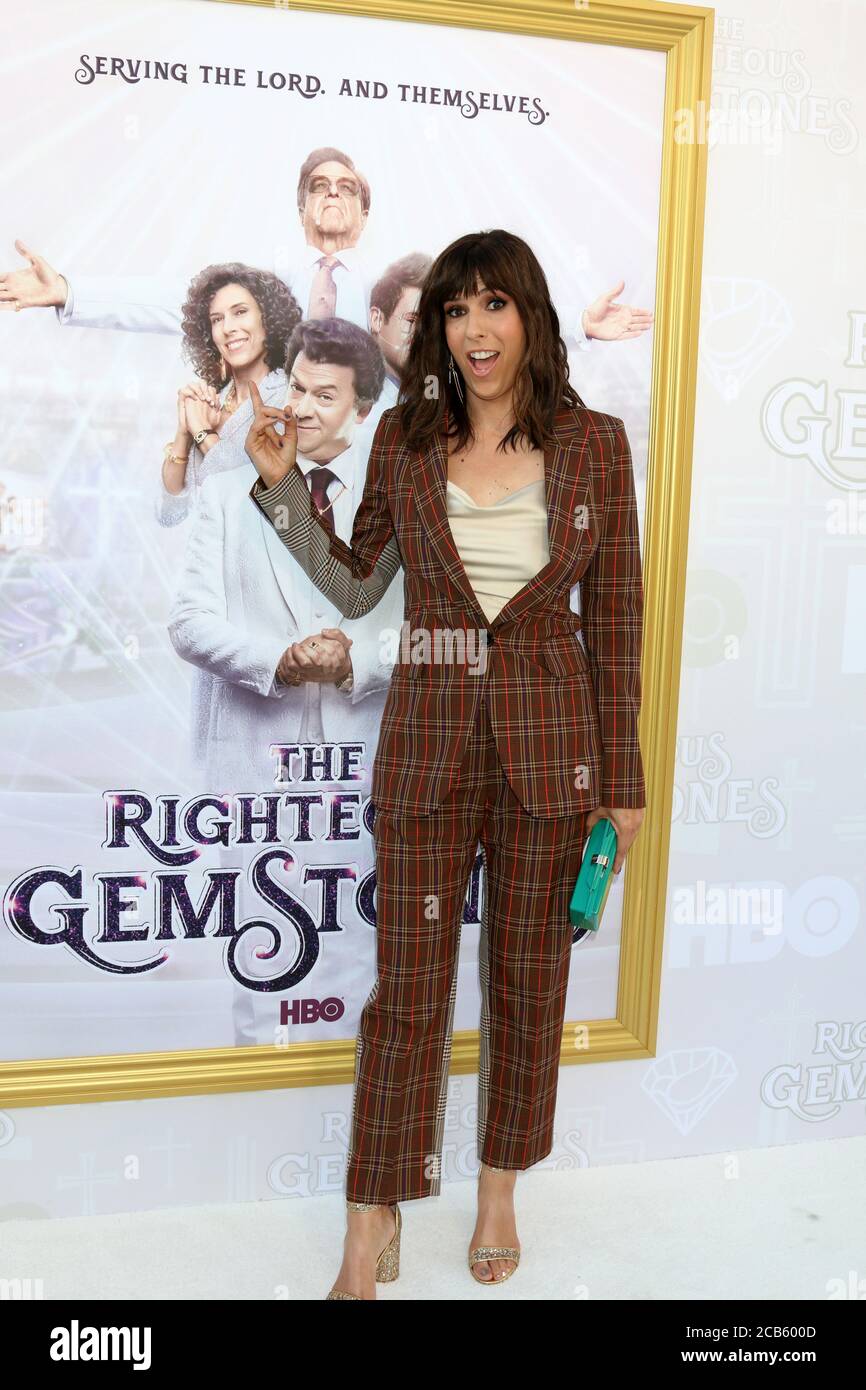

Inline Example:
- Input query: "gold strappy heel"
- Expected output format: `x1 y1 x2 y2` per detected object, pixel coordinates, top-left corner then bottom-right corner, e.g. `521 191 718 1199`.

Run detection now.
469 1164 520 1285
468 1244 521 1283
325 1201 402 1300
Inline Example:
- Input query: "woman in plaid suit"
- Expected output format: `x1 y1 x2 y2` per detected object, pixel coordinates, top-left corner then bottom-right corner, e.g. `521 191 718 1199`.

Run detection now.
245 230 646 1298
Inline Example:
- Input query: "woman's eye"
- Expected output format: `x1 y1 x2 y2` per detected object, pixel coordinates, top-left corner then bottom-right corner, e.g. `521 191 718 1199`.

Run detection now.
487 297 507 310
445 306 464 317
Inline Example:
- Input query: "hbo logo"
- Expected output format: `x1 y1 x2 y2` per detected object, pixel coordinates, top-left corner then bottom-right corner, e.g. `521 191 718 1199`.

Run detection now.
279 997 345 1025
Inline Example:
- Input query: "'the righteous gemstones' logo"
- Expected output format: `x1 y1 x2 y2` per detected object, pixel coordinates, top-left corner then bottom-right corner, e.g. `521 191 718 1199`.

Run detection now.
3 785 380 992
762 1022 866 1121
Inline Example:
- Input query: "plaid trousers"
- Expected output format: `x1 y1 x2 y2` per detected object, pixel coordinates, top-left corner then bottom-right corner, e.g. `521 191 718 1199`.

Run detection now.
345 693 590 1205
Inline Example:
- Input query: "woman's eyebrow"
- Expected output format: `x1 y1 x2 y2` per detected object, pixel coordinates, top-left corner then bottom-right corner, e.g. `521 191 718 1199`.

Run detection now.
211 301 249 316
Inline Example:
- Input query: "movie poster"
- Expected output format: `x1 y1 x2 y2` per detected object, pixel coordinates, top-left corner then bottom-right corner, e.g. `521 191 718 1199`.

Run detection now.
0 0 663 1064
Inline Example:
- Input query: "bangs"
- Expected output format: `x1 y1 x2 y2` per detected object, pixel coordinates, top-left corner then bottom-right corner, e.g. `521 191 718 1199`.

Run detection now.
439 245 518 306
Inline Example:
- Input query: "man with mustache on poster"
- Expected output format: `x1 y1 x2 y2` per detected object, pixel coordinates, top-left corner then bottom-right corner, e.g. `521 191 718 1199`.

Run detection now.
168 315 403 790
167 315 406 1047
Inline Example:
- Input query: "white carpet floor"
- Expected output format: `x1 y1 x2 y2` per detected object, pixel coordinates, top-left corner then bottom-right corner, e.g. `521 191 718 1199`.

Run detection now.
3 1135 862 1301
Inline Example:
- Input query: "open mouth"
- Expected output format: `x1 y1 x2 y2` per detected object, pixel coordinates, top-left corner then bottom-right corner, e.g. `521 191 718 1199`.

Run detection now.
466 350 500 378
225 339 249 352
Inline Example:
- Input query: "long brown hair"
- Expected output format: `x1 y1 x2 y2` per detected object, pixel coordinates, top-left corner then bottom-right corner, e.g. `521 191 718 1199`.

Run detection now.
180 263 301 389
397 229 584 455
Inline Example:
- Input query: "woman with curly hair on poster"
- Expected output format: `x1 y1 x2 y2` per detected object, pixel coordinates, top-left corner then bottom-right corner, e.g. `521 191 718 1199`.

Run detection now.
159 263 300 772
158 262 300 527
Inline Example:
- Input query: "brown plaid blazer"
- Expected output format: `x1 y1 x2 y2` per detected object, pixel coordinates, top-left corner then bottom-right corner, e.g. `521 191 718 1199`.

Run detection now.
249 402 646 818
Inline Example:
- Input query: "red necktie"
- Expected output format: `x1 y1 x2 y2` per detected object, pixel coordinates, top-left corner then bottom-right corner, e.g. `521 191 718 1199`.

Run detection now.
308 466 337 539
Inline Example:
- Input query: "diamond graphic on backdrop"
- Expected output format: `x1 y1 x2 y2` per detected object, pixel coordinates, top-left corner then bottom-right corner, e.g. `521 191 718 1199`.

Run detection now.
701 278 792 400
0 1111 15 1148
641 1048 737 1134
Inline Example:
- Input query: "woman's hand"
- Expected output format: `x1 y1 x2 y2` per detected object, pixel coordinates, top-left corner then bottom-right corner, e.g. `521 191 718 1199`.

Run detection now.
586 805 645 874
180 382 221 440
245 378 297 487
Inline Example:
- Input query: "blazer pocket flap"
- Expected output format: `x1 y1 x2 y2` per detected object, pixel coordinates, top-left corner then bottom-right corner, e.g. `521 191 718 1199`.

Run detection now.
538 635 589 679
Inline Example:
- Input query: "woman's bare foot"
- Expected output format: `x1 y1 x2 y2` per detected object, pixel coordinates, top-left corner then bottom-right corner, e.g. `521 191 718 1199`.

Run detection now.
329 1204 397 1300
470 1163 520 1282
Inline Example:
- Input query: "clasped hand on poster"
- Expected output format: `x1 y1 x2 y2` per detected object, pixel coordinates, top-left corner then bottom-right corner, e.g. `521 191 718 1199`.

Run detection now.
277 631 352 687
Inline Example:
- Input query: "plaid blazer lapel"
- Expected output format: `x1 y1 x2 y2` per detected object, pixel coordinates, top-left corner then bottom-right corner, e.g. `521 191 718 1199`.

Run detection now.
410 405 593 630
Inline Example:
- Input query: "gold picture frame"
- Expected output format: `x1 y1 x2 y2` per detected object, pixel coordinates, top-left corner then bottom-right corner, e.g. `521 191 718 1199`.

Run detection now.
0 0 712 1109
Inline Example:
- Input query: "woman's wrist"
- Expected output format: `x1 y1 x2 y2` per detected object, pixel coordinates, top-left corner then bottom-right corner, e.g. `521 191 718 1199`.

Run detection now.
173 429 193 454
162 441 189 495
197 430 219 455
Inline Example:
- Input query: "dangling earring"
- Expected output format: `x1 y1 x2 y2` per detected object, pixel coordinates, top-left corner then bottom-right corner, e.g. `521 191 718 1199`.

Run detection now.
220 355 228 384
447 351 465 405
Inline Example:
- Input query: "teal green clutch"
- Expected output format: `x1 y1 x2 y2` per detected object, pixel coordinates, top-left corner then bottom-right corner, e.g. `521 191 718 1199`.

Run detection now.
569 818 618 940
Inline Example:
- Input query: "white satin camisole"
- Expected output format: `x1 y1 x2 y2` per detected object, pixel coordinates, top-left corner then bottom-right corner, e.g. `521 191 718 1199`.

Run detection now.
445 477 550 624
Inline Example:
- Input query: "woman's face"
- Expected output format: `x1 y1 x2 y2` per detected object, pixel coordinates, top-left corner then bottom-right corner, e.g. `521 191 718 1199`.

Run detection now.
442 281 526 405
207 282 267 373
